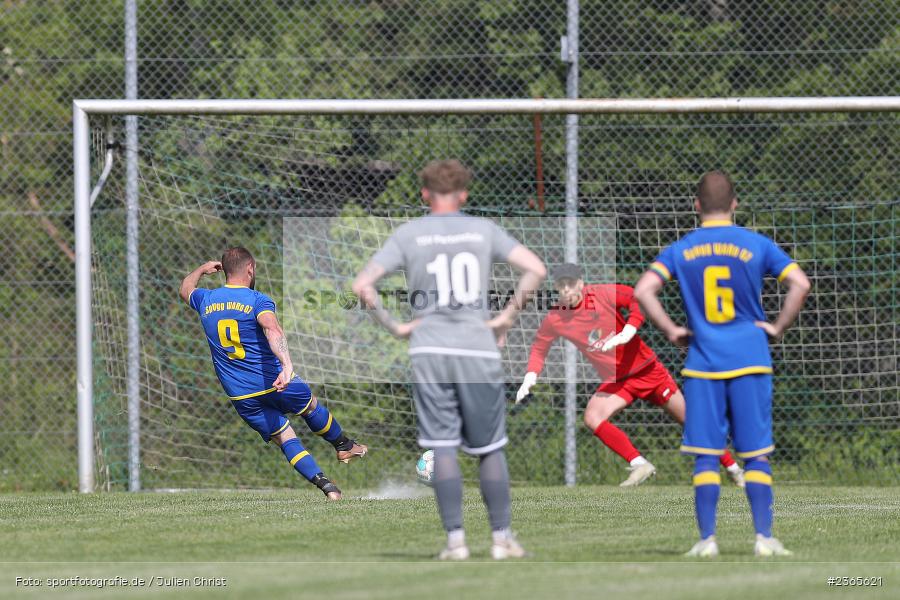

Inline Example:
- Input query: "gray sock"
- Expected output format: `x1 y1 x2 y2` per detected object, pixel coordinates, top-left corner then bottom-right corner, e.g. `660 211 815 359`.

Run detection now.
432 447 463 532
479 449 512 530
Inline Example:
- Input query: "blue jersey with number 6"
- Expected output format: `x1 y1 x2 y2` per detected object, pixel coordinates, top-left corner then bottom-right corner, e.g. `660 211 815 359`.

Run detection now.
649 220 798 379
189 284 282 399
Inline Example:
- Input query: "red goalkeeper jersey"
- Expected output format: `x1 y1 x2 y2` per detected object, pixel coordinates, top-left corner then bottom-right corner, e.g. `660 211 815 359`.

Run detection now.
525 284 658 382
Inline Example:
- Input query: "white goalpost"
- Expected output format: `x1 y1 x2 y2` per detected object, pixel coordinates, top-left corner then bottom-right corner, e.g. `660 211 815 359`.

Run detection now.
74 97 900 493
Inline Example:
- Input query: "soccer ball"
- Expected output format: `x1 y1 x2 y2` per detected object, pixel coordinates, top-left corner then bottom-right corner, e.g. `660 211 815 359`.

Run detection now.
415 450 434 487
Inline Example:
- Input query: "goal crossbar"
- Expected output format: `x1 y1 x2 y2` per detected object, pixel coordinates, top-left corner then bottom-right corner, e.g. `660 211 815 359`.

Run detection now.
75 96 900 116
73 96 900 493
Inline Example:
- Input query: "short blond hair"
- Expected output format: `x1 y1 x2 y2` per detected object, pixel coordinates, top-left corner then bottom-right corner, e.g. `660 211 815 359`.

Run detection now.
419 159 472 194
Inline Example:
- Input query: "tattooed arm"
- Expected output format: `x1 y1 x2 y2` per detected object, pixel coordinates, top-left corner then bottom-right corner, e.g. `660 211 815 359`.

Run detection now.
352 260 418 339
257 311 293 391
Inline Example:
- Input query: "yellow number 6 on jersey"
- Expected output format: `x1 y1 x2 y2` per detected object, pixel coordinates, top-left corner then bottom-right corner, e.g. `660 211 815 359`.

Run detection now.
703 266 735 323
217 318 246 359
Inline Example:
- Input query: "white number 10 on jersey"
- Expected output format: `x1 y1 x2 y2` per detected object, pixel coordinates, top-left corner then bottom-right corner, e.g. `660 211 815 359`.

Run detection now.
425 252 481 306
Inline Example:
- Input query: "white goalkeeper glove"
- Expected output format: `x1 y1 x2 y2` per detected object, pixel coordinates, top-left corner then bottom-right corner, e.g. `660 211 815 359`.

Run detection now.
601 324 638 352
515 372 538 404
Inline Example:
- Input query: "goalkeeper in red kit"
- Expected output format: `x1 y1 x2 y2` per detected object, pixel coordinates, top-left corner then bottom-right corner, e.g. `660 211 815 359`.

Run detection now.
518 263 744 487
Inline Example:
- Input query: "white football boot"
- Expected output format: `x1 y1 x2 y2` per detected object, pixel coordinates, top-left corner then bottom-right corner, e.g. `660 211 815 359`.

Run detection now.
437 544 470 561
754 535 793 557
619 461 656 487
726 465 746 488
490 531 528 560
438 530 470 561
685 537 720 558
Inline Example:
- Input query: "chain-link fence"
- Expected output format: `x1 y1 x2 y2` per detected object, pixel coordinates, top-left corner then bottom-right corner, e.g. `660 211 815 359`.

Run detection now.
2 1 897 491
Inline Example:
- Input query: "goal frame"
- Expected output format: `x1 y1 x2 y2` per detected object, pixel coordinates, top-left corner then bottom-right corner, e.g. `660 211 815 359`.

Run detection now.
73 96 900 493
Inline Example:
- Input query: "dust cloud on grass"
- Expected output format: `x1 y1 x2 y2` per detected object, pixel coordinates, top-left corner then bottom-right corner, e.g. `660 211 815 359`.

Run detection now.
359 478 432 500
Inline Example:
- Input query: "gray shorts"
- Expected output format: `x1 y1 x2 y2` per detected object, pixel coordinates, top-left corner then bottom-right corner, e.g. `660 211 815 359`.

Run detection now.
410 354 507 455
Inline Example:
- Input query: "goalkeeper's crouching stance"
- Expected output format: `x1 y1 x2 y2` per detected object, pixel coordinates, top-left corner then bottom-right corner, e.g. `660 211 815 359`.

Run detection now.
180 247 367 500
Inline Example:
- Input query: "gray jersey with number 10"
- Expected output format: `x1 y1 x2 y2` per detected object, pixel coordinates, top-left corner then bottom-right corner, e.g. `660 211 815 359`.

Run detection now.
371 212 519 355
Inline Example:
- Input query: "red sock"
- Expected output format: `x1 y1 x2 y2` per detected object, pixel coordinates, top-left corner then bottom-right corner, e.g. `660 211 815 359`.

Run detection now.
594 421 641 463
720 451 736 468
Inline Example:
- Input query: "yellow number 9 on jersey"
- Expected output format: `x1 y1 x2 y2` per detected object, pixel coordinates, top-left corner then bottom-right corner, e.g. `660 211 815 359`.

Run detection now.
703 266 735 323
217 318 246 359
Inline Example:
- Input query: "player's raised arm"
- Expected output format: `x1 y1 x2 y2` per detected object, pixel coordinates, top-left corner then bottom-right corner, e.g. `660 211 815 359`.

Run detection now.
755 266 811 340
634 270 691 347
256 310 293 391
600 284 645 352
488 244 547 347
178 260 222 305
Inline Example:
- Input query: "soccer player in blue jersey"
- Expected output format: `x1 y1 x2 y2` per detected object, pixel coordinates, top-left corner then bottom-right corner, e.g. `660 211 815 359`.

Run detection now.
634 171 810 557
180 247 367 500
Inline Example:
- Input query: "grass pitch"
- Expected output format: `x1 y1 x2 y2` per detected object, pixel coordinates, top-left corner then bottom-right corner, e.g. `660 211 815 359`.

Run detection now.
1 485 897 599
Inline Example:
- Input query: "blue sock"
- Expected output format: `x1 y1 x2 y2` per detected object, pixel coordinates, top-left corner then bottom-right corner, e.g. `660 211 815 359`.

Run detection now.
693 455 721 539
280 438 322 481
303 402 344 445
744 458 774 537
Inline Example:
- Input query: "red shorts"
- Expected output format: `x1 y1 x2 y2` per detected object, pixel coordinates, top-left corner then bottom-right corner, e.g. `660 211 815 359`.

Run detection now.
595 360 679 406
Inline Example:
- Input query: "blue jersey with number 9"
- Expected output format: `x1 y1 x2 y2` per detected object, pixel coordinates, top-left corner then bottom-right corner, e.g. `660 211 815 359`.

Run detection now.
189 285 282 399
649 221 798 379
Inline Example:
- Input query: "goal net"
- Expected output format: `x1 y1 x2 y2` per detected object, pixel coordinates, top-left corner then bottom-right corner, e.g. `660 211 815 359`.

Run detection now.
87 108 898 490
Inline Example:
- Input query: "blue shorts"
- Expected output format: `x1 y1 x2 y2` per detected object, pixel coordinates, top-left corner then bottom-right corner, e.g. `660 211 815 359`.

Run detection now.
681 374 774 460
230 377 314 442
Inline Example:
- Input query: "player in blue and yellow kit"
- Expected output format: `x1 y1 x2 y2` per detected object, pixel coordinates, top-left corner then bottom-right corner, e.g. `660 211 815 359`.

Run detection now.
635 171 810 557
179 247 367 500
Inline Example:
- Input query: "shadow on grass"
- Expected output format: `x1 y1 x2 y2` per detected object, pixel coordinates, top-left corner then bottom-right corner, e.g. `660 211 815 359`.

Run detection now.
376 551 439 560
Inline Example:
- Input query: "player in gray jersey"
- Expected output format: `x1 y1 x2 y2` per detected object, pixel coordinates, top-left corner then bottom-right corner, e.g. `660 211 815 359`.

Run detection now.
353 159 546 560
